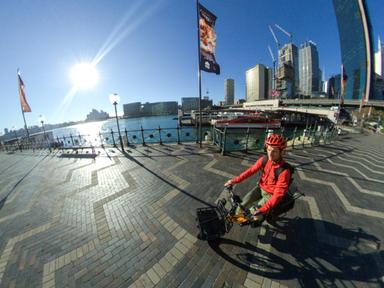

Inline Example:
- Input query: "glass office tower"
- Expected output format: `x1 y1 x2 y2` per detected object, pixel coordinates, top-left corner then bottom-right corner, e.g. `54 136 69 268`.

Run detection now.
333 0 374 100
224 79 235 105
299 41 320 97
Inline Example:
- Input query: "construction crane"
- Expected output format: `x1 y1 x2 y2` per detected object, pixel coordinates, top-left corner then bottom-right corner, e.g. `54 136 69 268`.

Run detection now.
268 45 276 91
274 24 292 43
268 45 276 64
268 25 280 49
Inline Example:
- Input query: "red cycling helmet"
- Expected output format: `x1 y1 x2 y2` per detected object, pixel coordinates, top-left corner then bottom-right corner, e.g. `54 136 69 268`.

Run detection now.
265 134 287 150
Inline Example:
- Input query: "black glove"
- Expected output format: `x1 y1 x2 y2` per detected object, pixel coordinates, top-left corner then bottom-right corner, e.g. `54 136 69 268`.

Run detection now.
232 194 241 204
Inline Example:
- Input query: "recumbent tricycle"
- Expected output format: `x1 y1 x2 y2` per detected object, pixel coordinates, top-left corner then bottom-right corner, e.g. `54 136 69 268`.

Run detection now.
196 185 304 241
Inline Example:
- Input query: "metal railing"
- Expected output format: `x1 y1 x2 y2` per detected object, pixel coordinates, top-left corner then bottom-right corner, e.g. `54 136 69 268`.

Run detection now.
0 124 337 155
0 125 212 153
212 124 338 155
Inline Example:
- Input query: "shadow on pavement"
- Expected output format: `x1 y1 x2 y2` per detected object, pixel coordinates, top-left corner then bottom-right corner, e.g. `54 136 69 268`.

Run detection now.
144 144 213 157
284 148 353 169
208 218 383 287
0 154 49 211
122 150 214 208
222 144 353 163
288 165 384 184
0 197 6 210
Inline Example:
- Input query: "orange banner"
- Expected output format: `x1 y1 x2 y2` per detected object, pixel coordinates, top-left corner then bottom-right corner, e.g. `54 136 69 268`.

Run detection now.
18 72 32 113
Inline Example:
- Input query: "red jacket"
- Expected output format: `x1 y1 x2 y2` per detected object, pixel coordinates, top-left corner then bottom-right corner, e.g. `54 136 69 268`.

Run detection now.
232 156 291 214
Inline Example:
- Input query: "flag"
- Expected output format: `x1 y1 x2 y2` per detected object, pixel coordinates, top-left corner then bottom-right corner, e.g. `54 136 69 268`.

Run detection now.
271 89 279 97
18 71 32 112
199 4 220 74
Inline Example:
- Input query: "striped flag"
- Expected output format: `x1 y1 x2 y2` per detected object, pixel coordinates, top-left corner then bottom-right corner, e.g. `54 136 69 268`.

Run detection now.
18 70 32 112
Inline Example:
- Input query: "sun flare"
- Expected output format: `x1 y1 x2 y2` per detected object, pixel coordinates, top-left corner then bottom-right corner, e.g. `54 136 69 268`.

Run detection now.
70 62 99 90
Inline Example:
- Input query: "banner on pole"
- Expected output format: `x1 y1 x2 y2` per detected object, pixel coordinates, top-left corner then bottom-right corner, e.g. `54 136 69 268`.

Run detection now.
199 4 220 74
18 71 32 112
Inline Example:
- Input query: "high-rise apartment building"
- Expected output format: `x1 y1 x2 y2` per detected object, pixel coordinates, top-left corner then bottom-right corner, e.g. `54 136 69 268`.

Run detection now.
278 43 298 98
123 102 141 117
181 98 199 112
299 41 320 97
224 79 235 105
327 75 341 99
245 64 269 102
333 0 374 100
318 68 323 93
276 63 295 99
123 101 178 117
181 97 212 112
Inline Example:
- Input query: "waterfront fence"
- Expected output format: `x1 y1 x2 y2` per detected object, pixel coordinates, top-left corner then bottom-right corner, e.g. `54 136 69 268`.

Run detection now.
1 126 212 152
1 123 337 155
212 124 337 155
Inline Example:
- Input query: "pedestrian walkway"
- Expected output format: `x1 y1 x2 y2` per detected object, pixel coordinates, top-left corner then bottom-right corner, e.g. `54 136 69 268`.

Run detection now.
0 133 383 287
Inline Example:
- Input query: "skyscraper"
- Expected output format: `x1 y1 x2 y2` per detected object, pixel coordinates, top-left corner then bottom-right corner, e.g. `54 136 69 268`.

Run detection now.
333 0 374 100
266 67 273 99
374 37 384 77
327 74 341 99
224 79 235 105
299 41 320 97
245 64 269 102
276 63 295 99
374 38 384 99
278 43 298 97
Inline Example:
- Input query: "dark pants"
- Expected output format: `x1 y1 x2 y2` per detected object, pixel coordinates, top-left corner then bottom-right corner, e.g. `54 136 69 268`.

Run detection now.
236 186 271 214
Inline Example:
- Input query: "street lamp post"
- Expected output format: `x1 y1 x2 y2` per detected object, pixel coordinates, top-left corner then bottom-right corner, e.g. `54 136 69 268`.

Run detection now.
38 115 47 140
12 126 21 151
109 93 124 152
38 114 51 152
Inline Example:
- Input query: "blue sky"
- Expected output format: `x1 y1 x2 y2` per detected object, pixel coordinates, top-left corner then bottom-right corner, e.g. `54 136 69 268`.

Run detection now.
0 0 383 132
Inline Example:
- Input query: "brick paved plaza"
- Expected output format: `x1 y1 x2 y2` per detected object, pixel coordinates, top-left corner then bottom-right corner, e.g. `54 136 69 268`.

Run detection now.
0 133 383 287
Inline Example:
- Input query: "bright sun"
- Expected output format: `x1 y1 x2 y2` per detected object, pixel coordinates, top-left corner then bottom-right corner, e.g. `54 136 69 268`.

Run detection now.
70 62 99 90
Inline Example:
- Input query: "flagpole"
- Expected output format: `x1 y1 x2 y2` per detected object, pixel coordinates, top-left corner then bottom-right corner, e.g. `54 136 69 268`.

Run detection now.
196 0 202 147
22 110 30 139
359 92 365 113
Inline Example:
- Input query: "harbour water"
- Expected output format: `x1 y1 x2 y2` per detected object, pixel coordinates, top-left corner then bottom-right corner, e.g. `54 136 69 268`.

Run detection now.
51 115 180 138
50 115 210 147
44 114 329 152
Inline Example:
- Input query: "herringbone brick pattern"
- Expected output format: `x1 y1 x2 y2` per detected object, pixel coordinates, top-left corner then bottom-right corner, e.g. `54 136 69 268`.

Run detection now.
0 134 383 288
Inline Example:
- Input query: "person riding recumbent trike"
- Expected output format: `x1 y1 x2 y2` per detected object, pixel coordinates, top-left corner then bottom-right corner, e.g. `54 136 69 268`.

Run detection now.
196 184 304 241
196 133 305 241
